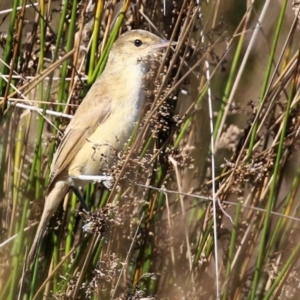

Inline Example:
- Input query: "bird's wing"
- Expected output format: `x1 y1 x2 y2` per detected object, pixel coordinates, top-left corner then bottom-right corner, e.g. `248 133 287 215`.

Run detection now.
48 94 111 188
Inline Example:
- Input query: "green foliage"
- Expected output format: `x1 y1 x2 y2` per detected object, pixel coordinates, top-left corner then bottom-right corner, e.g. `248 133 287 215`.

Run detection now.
1 1 300 299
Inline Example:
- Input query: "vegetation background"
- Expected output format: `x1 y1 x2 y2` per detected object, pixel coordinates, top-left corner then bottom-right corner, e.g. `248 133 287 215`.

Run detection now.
1 0 300 299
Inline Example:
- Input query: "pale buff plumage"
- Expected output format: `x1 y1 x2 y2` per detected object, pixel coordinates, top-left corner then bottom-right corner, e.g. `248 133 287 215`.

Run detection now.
27 30 171 266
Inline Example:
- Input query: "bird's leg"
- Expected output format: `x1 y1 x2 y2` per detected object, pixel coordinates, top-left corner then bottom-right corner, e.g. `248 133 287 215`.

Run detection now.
70 176 115 234
70 186 91 212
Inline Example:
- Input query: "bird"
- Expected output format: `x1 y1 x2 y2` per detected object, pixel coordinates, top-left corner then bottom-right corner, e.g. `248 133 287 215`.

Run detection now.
27 29 173 267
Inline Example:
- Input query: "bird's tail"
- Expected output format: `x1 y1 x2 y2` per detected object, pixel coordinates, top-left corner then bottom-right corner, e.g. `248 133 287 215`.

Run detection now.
26 180 69 269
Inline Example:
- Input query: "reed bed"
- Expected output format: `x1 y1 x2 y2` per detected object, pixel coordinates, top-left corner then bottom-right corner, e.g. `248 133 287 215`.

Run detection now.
0 0 300 299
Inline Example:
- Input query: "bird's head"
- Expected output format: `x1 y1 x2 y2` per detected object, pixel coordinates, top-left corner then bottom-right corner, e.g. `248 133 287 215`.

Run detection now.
108 30 173 65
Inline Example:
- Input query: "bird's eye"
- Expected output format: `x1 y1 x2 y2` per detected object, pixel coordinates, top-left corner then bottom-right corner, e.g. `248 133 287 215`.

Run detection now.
134 39 143 47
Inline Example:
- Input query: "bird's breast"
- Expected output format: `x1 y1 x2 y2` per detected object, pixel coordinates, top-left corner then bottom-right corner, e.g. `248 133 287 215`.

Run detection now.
69 64 147 179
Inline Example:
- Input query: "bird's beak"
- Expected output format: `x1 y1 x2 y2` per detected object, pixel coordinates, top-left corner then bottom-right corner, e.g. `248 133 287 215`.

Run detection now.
151 40 177 49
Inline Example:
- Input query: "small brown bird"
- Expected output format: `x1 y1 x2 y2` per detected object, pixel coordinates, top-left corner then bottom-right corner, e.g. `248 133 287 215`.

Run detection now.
27 30 172 265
